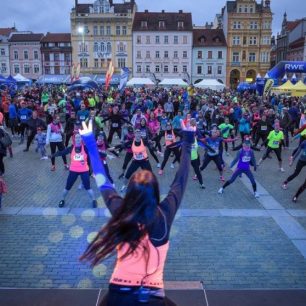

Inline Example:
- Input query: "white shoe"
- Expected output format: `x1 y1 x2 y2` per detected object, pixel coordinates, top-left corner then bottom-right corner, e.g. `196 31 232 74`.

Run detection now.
78 183 83 190
41 156 48 160
218 188 224 194
120 185 126 192
254 192 260 198
112 183 116 188
280 168 285 172
170 163 175 169
226 152 229 156
157 163 161 168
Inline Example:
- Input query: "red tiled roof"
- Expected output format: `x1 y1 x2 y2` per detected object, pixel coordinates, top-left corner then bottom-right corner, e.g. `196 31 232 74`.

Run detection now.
75 3 92 14
133 11 193 32
193 29 227 47
0 27 16 36
41 33 71 43
9 33 44 42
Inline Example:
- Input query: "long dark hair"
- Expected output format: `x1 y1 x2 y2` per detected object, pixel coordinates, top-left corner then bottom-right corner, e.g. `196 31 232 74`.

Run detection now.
80 170 160 266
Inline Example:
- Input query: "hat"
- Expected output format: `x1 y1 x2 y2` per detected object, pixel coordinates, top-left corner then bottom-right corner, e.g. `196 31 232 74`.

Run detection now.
75 120 81 126
127 126 134 133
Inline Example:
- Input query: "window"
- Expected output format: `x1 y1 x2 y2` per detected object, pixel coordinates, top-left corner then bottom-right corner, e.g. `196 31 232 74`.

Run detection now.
263 21 271 30
100 26 104 35
116 26 121 36
84 26 89 34
146 51 150 58
238 5 242 13
173 65 178 73
164 65 169 73
94 42 99 52
122 26 127 35
249 52 256 62
1 63 7 73
141 21 148 28
156 51 160 58
217 66 222 75
146 65 150 73
242 50 246 61
159 21 165 29
24 50 29 60
198 51 202 59
146 36 150 44
164 35 168 44
233 36 240 45
14 64 20 74
262 36 271 45
94 25 98 35
197 65 202 74
174 36 178 44
34 50 39 60
54 53 60 61
250 21 258 29
137 51 141 59
101 42 105 52
164 51 168 58
207 66 212 75
14 50 18 60
24 64 30 74
218 51 223 59
233 21 241 29
94 58 99 68
65 53 71 62
106 26 111 35
80 58 88 68
243 36 247 45
250 6 254 13
260 51 269 63
183 36 187 44
118 58 126 68
1 48 5 56
178 21 184 29
174 51 178 58
155 36 160 44
183 51 187 58
118 42 125 52
232 52 239 62
137 36 141 44
44 53 50 61
208 51 213 59
155 65 160 73
106 42 111 53
249 36 257 45
137 65 141 73
183 65 187 73
244 5 248 13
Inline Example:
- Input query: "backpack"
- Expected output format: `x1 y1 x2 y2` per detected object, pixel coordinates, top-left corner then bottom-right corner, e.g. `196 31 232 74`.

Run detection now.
0 132 12 148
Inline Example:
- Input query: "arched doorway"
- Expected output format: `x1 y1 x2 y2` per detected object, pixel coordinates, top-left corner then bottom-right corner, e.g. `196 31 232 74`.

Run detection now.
246 69 256 83
230 69 240 89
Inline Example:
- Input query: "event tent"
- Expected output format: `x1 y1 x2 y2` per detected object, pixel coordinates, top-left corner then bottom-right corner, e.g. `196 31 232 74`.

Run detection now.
0 75 7 84
271 80 295 93
159 78 188 87
126 78 155 86
291 80 306 97
13 73 31 84
194 79 225 90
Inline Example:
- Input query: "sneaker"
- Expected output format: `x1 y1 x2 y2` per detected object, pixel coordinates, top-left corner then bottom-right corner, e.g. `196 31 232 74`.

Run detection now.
170 163 175 169
157 163 161 168
120 185 126 192
193 175 198 180
280 168 285 172
200 184 206 189
92 200 97 208
218 187 224 194
64 164 69 170
226 152 229 156
41 156 48 160
58 200 65 208
118 173 124 180
78 183 83 190
158 170 163 175
282 183 288 190
254 192 260 198
220 176 225 182
51 165 55 171
23 148 29 152
292 196 297 203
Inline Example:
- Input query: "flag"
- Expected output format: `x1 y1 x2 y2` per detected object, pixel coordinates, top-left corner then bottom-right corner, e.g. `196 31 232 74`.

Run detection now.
263 79 274 97
105 60 114 89
119 67 129 92
76 63 81 80
71 63 76 82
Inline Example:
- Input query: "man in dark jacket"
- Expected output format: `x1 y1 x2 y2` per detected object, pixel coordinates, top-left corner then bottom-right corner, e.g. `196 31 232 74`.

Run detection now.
23 111 46 152
280 107 291 148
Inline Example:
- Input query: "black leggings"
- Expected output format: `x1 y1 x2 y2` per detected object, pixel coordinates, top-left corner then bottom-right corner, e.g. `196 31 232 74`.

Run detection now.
122 152 133 171
254 133 268 147
223 168 256 192
103 162 113 184
262 147 282 162
285 160 306 184
0 155 4 174
191 158 203 185
294 179 306 199
26 131 36 150
200 154 223 172
161 147 180 170
125 159 152 180
66 171 90 190
148 147 159 163
50 142 67 166
108 128 121 144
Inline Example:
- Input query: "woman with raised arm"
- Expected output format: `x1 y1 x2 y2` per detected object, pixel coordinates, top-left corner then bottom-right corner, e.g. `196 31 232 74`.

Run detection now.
79 120 195 306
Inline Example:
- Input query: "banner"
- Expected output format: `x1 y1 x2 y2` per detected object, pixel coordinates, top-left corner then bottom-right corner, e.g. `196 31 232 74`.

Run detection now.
263 79 274 97
119 67 130 92
76 63 81 80
105 61 114 89
71 63 76 82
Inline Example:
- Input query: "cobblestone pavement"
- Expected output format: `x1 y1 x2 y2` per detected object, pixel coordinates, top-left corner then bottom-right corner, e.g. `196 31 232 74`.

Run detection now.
0 137 305 289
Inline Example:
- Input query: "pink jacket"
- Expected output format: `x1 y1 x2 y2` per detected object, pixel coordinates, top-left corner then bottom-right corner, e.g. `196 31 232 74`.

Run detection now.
148 119 159 135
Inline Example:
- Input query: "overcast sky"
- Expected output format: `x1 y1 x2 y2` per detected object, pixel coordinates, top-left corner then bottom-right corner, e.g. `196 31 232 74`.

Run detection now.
1 0 305 36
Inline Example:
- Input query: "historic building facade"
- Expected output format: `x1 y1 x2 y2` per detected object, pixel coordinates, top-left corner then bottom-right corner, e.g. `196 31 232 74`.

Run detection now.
132 10 193 81
70 0 136 76
220 0 272 88
192 28 227 84
0 28 16 77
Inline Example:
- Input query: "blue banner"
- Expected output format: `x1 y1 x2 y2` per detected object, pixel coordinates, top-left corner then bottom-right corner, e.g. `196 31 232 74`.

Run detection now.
119 67 129 92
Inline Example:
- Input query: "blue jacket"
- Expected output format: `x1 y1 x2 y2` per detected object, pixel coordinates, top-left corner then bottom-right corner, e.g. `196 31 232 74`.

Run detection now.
18 108 32 123
9 104 17 119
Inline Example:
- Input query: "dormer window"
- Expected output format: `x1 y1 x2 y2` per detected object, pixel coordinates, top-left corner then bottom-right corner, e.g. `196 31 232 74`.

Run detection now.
159 21 165 29
214 37 220 43
178 21 184 29
141 21 148 28
199 36 206 44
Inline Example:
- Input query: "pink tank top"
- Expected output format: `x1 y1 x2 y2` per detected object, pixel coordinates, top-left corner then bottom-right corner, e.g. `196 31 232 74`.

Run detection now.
69 145 89 172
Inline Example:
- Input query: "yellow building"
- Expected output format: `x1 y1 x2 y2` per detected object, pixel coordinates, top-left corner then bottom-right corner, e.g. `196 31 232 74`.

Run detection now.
221 0 272 88
70 0 136 78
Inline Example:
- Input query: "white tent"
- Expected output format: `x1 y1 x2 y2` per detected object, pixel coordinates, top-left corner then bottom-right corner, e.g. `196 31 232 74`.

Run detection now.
126 78 155 86
159 78 188 87
13 73 31 83
194 79 225 90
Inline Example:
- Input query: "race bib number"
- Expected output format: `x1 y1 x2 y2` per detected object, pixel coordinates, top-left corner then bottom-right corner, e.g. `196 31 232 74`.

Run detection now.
112 123 119 128
166 134 173 141
273 141 279 146
74 153 84 161
135 152 144 160
140 131 146 138
242 156 251 162
20 115 27 120
261 126 267 131
80 116 85 121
